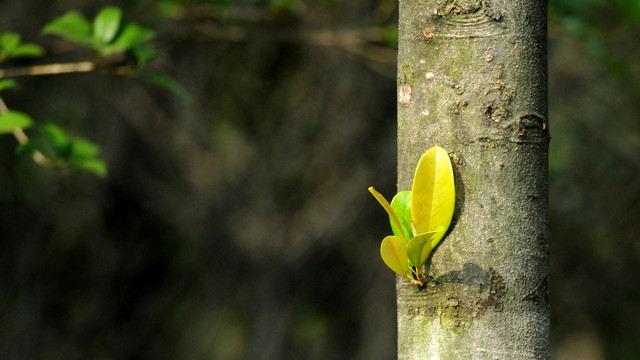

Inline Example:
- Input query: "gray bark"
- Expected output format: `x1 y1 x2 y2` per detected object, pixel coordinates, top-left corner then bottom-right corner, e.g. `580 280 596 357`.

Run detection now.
396 1 549 359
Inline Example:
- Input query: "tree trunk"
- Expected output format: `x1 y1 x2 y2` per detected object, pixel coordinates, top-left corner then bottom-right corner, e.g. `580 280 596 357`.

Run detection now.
396 1 549 359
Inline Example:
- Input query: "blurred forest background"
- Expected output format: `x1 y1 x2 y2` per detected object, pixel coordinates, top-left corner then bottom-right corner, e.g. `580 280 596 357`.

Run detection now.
0 0 638 359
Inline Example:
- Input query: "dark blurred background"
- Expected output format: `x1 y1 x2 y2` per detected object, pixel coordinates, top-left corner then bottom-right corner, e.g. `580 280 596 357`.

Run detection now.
0 0 638 359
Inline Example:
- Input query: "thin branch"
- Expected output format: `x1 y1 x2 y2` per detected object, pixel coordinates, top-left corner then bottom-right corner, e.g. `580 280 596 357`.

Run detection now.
0 61 95 79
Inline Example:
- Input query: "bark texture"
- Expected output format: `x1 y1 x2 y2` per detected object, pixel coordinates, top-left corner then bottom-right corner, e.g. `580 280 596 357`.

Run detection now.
396 1 549 359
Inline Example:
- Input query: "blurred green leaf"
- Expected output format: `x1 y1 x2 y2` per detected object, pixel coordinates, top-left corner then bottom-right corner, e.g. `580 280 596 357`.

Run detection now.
37 123 108 176
15 139 37 155
1 32 21 53
130 44 157 66
11 43 44 58
143 73 193 106
106 22 154 53
42 11 93 45
70 158 108 177
93 6 123 45
0 32 44 60
0 110 33 134
42 123 70 156
0 79 17 92
69 137 100 159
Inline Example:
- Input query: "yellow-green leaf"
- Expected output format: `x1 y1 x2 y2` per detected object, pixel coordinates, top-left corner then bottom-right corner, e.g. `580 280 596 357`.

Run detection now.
0 79 17 92
0 110 33 134
11 43 44 58
411 146 455 247
380 235 408 276
369 187 406 241
106 22 154 53
93 6 122 44
390 191 412 243
406 227 443 269
0 32 21 53
42 11 93 45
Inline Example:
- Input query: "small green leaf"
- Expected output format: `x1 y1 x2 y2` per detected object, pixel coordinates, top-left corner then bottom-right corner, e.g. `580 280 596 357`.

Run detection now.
35 124 108 176
69 138 100 159
411 146 455 247
369 187 407 242
42 123 70 156
42 11 93 45
0 79 17 92
106 22 154 53
16 139 37 155
71 158 108 177
380 235 409 277
0 110 33 134
130 44 157 66
406 227 443 269
143 73 193 106
11 43 44 58
93 6 122 44
390 191 413 243
1 32 21 53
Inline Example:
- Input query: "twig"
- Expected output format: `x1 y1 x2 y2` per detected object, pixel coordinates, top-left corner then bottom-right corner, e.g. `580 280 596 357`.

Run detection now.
0 61 95 79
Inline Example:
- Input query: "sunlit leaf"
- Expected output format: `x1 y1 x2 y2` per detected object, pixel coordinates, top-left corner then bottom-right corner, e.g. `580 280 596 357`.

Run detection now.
143 73 193 106
380 235 408 277
106 22 154 53
406 227 443 269
369 187 406 241
390 191 412 243
0 79 17 92
11 43 44 58
411 146 455 247
93 6 122 45
42 11 93 45
0 110 33 134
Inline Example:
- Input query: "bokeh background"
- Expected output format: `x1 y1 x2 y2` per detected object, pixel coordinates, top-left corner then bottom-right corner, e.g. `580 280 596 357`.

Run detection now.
0 0 638 359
